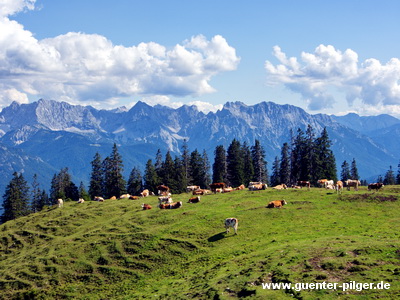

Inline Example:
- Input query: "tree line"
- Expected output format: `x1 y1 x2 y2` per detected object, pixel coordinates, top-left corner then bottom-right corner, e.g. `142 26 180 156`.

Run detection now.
2 125 400 223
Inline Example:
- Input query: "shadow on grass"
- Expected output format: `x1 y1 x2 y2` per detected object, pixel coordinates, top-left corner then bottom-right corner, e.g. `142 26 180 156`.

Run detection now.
208 232 234 242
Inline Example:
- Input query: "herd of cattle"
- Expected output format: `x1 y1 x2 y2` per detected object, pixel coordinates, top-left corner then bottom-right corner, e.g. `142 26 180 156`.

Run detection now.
56 180 385 235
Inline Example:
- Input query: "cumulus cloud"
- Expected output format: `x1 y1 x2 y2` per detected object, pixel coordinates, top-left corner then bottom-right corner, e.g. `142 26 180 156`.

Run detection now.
265 45 400 111
0 1 240 109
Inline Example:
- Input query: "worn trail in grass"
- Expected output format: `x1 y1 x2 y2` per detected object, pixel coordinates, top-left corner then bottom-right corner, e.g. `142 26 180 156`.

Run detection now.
0 187 399 299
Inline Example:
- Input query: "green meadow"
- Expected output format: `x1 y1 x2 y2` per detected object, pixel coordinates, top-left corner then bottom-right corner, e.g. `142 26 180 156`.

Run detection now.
0 186 399 299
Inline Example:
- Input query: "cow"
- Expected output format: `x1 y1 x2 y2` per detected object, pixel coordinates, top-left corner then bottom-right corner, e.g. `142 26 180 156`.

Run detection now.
215 188 223 193
193 189 206 195
248 182 267 191
345 179 361 191
188 196 201 203
141 203 152 210
130 196 140 200
77 198 85 203
157 185 170 196
317 179 328 187
57 198 63 208
223 187 233 193
158 196 172 205
186 185 200 193
266 200 287 208
325 184 335 190
110 196 117 200
297 181 311 190
272 184 288 190
119 194 131 199
210 182 226 193
235 184 245 190
159 201 182 209
94 196 104 202
368 183 384 191
324 180 334 188
336 181 343 194
140 189 150 197
224 218 238 235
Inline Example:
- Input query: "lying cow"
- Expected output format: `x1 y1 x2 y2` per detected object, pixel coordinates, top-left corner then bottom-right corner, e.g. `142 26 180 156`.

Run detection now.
157 185 170 196
159 201 182 209
119 194 131 199
57 198 63 208
141 203 152 210
272 184 287 190
368 182 384 191
188 196 200 203
266 200 287 208
140 189 150 197
158 196 172 205
193 189 206 195
94 196 104 202
297 181 311 190
248 182 267 191
77 198 85 203
224 218 238 235
187 185 200 193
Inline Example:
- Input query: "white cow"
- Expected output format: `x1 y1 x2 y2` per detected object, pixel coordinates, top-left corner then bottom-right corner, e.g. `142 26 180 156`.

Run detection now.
57 198 63 208
224 218 238 235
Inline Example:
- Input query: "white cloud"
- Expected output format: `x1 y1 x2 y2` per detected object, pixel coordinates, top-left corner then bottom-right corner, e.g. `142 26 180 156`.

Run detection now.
265 45 400 111
187 100 223 114
0 1 240 109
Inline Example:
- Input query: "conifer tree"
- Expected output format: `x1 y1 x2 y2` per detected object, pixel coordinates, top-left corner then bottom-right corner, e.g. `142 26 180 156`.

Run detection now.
340 160 351 182
291 128 305 183
302 125 316 182
227 139 244 187
201 150 212 188
31 174 42 213
350 158 359 180
50 168 79 201
251 139 268 183
181 139 191 185
190 149 205 187
212 145 227 184
78 182 90 201
161 151 175 187
103 144 126 198
242 142 254 186
1 172 31 223
314 127 337 181
89 152 103 199
397 160 400 185
154 149 163 180
172 156 186 193
279 142 291 185
127 167 143 196
270 156 281 186
384 166 395 185
144 159 158 192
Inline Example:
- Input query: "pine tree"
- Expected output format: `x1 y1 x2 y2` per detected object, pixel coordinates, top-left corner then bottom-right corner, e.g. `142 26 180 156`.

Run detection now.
78 182 90 201
31 174 42 213
143 159 158 193
212 145 227 184
251 139 268 183
227 139 244 187
1 172 31 223
171 156 186 194
181 139 191 185
89 152 103 199
242 142 254 186
279 142 291 185
314 127 337 182
201 150 212 188
291 128 305 183
103 144 126 198
155 149 163 180
190 149 205 187
340 161 351 182
302 125 316 183
270 156 281 186
50 168 79 202
161 151 175 187
397 160 400 184
350 158 359 180
127 167 143 196
384 166 396 185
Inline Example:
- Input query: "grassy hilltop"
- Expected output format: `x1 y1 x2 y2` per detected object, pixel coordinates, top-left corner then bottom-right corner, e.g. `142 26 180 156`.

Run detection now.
0 187 399 299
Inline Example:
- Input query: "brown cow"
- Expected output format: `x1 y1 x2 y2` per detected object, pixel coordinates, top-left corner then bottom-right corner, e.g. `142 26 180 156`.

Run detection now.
266 200 287 208
140 189 150 197
297 181 311 190
159 201 182 209
336 181 343 194
248 182 267 191
188 196 201 203
368 182 384 191
210 182 226 193
345 179 360 191
157 185 170 196
141 203 152 210
193 189 206 195
186 185 200 193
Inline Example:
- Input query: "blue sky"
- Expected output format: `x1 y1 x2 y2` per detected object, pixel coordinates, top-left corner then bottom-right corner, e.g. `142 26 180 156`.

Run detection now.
2 0 400 117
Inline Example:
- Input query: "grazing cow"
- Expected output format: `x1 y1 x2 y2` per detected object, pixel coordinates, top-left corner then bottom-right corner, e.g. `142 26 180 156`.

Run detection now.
159 201 182 209
266 200 287 208
317 179 328 187
188 196 201 203
157 185 170 196
95 196 104 202
141 203 152 210
224 218 238 235
187 185 200 193
345 179 361 191
297 181 311 190
248 182 267 191
336 181 343 194
57 198 63 208
158 196 172 205
140 189 150 197
77 198 85 203
368 183 384 191
272 184 288 190
210 182 226 193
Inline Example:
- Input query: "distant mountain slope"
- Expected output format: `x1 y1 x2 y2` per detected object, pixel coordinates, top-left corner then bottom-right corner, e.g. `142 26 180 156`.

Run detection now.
0 99 398 203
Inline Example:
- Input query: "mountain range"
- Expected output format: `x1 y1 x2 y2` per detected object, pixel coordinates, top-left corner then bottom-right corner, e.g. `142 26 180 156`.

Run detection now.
0 99 399 206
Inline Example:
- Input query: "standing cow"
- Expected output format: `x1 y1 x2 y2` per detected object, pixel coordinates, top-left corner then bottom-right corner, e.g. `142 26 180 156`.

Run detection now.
224 218 238 235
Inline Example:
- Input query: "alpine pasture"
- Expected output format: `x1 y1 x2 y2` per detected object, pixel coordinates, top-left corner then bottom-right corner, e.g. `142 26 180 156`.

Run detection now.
0 186 399 299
